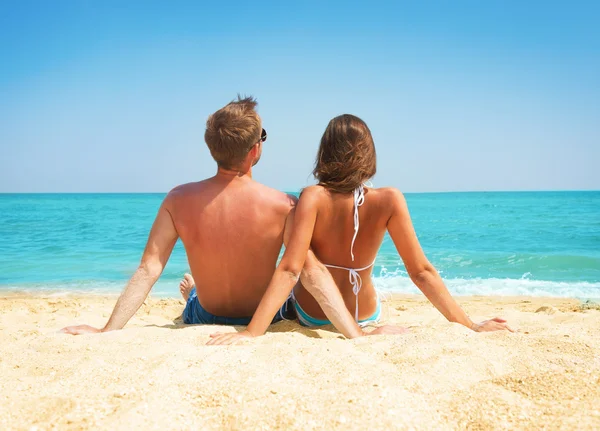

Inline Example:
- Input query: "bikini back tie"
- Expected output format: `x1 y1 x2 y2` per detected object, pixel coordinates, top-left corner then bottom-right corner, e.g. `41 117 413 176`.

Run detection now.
323 184 374 322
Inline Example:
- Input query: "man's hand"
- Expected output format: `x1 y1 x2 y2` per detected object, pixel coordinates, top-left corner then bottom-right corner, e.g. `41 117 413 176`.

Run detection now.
60 324 103 335
365 325 410 336
471 317 515 332
206 330 254 345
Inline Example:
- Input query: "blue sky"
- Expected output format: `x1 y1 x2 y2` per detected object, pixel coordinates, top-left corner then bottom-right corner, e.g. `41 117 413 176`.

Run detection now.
1 0 598 193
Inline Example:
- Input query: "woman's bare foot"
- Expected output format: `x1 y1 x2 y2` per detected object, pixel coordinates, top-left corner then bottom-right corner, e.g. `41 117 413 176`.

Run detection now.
179 273 195 301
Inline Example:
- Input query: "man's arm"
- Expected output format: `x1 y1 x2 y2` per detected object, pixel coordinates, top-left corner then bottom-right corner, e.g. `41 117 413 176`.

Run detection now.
61 199 179 334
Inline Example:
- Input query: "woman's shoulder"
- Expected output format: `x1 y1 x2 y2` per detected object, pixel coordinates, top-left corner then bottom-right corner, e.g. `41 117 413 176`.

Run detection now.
300 185 405 202
367 187 408 213
299 185 328 199
369 186 405 200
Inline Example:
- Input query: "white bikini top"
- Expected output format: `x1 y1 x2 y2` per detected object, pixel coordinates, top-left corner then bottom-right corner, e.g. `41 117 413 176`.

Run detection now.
323 184 375 322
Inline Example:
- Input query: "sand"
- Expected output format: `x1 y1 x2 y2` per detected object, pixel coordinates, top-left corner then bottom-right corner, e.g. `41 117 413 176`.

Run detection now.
1 293 599 431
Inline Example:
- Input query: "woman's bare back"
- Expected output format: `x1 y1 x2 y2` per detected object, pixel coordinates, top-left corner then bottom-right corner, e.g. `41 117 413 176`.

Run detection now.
294 185 398 320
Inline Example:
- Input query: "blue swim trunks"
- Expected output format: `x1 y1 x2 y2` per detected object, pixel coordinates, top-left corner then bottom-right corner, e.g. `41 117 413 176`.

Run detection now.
183 287 297 325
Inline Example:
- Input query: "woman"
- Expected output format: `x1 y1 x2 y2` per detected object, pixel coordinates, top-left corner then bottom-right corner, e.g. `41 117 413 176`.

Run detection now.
209 114 513 344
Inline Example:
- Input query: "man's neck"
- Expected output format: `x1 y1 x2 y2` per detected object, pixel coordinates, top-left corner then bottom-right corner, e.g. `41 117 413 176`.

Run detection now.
215 165 253 181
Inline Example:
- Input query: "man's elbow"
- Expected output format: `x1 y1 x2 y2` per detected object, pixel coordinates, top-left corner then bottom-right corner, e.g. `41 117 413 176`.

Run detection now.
138 261 163 281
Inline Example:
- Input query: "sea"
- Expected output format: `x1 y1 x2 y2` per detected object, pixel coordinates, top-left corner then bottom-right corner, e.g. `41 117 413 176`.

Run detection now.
1 191 599 299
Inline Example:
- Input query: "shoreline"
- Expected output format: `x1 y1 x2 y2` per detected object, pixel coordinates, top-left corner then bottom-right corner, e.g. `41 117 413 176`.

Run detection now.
1 288 599 299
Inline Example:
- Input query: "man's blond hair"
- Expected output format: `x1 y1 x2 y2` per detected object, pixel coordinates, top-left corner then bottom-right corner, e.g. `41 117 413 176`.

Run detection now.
204 96 261 169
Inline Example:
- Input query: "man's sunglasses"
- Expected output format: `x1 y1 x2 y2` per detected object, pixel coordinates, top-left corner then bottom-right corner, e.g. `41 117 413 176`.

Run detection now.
259 128 267 143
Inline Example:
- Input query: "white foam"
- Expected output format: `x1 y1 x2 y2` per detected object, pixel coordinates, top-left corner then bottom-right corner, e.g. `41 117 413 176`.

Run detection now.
374 275 600 299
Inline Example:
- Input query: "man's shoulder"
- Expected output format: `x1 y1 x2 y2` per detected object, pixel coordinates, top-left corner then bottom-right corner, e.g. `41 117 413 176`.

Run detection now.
167 180 212 197
252 182 297 208
163 181 213 210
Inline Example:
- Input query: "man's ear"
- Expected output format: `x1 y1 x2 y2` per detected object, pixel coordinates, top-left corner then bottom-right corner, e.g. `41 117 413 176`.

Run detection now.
248 143 260 159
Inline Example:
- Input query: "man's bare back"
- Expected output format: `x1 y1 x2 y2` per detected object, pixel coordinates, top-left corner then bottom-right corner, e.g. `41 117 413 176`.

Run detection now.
167 175 295 317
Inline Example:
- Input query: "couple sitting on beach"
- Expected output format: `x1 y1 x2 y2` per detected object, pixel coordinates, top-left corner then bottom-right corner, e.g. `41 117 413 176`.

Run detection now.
62 96 513 342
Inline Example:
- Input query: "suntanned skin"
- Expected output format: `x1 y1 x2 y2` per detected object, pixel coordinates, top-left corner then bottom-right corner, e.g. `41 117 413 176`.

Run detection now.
209 185 515 345
171 174 295 317
59 141 297 333
291 187 391 320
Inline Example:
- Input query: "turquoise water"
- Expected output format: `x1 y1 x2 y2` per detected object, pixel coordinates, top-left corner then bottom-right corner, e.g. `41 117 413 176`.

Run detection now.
1 192 599 298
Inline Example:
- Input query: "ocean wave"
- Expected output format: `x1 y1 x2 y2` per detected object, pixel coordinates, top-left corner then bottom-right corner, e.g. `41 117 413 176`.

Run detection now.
374 275 600 299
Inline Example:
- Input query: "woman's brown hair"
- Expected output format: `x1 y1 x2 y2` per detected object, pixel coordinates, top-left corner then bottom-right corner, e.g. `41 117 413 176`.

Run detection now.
313 114 377 193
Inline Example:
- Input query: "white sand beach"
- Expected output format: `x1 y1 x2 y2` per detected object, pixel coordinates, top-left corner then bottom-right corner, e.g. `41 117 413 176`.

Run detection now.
1 293 599 430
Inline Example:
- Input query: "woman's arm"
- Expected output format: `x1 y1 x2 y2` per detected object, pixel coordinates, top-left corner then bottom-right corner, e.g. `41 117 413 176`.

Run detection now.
207 187 322 345
386 189 513 332
286 201 365 339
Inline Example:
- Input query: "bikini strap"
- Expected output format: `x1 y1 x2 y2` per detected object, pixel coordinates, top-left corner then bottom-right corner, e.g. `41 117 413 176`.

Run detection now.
321 184 370 322
350 184 365 262
324 260 375 321
323 261 375 272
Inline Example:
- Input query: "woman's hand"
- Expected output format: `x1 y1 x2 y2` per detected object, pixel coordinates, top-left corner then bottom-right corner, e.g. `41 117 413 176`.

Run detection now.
471 317 515 332
206 330 254 345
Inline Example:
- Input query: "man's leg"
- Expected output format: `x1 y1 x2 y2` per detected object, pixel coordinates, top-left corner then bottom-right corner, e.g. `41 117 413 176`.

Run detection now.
179 274 217 324
179 273 195 301
179 274 257 325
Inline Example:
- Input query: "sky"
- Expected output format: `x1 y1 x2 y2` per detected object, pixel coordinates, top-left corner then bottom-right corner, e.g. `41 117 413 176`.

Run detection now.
0 0 598 193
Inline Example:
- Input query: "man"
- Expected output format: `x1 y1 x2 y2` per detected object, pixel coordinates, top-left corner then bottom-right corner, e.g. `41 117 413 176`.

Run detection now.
62 96 402 340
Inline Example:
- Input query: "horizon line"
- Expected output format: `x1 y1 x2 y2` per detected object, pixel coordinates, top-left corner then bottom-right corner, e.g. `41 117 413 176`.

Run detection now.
1 189 599 195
